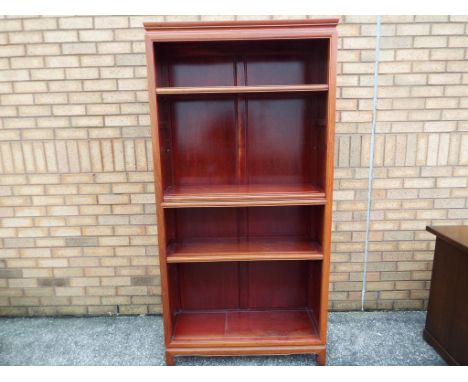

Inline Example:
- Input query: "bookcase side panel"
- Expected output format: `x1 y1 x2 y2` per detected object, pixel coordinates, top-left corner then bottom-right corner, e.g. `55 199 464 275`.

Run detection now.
145 37 174 345
318 31 338 342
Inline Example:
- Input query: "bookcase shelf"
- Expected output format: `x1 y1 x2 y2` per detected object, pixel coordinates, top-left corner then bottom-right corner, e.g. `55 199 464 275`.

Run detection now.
145 18 338 366
172 309 320 346
167 237 323 263
162 184 326 208
156 84 328 95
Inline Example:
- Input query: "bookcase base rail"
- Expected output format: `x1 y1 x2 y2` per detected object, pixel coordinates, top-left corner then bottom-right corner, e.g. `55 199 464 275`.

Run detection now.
165 345 327 366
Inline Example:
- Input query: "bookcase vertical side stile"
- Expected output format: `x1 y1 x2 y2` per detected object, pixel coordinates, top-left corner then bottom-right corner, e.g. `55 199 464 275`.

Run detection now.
144 35 173 347
319 29 338 343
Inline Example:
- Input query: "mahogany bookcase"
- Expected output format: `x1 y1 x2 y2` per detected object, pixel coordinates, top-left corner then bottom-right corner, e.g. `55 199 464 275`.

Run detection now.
144 19 338 366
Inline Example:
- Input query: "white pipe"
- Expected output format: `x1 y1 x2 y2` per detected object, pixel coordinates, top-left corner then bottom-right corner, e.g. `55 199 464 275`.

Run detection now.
361 15 381 311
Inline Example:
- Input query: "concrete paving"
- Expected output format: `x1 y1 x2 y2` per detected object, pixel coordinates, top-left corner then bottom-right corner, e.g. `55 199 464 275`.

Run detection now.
0 311 446 366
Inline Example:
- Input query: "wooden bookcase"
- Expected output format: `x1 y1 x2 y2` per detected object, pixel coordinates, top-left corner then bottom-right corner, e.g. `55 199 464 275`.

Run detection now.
144 19 338 366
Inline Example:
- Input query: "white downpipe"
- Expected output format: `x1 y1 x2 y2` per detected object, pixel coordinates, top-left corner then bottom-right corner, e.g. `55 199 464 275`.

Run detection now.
361 16 381 311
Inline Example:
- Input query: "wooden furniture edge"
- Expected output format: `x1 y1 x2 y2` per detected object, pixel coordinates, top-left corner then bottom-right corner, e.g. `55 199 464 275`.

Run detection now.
167 253 324 263
144 18 340 31
318 27 337 344
156 84 329 95
166 344 327 366
162 186 327 207
426 225 468 254
162 199 327 208
144 19 338 42
169 338 323 348
144 35 174 347
423 328 458 366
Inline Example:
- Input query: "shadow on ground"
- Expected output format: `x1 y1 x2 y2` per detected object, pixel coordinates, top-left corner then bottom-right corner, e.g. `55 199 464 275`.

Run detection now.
0 311 445 366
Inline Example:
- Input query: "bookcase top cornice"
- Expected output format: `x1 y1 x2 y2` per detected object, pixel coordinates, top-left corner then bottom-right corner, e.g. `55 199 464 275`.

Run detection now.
144 18 340 32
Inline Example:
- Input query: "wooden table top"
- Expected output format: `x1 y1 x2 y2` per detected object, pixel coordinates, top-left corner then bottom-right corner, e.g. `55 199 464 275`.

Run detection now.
426 225 468 254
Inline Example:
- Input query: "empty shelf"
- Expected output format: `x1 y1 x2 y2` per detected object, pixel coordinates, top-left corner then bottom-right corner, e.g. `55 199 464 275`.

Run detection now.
172 309 320 346
156 84 328 95
162 184 326 207
167 237 323 263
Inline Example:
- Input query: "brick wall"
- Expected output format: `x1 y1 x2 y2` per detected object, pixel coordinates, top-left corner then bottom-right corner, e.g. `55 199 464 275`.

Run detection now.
0 15 467 315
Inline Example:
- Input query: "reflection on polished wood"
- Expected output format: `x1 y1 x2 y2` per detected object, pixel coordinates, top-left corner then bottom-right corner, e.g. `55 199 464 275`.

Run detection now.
172 309 320 345
156 84 328 95
163 184 326 207
167 237 323 263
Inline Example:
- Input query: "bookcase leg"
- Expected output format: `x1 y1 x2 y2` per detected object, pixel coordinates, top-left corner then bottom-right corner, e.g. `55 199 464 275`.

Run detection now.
166 352 175 366
316 350 326 366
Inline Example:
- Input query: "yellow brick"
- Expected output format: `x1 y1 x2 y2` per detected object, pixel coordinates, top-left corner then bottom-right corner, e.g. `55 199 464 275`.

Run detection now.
82 226 113 236
49 227 81 237
55 287 84 296
79 205 111 215
8 278 37 288
46 56 80 68
432 23 465 35
35 217 66 227
88 306 118 314
79 29 113 42
22 268 52 278
101 257 130 267
51 248 81 258
80 54 115 67
38 258 68 268
101 277 131 287
69 278 100 287
18 227 48 237
43 30 78 42
114 226 145 236
59 17 93 29
84 267 115 277
69 258 99 267
53 268 84 277
71 297 100 305
6 258 36 268
23 18 57 30
10 297 40 306
414 36 447 48
48 206 79 216
40 296 70 306
46 185 78 195
82 247 113 257
56 306 87 315
396 24 430 35
101 296 131 305
24 288 54 297
112 204 143 215
2 217 33 228
86 286 116 296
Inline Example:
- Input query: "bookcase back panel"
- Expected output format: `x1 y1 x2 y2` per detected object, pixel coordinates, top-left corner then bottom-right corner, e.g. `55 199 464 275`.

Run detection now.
165 206 323 243
171 260 321 311
308 261 322 326
247 96 312 185
246 206 316 238
167 207 239 240
245 57 307 86
169 56 235 87
247 261 308 308
177 262 240 310
155 39 329 87
170 99 237 186
159 94 327 191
